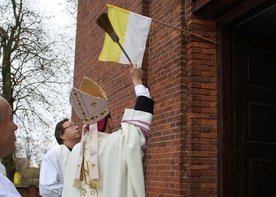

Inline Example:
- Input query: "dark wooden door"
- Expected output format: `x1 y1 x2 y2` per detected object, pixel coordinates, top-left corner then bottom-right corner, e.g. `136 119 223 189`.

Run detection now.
232 31 276 196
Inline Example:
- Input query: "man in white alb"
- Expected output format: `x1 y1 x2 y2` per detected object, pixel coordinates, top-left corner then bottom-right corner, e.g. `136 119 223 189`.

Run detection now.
39 118 81 197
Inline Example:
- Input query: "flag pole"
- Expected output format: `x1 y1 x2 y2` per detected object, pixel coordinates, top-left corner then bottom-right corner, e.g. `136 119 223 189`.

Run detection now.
117 42 132 63
96 13 132 63
152 19 219 45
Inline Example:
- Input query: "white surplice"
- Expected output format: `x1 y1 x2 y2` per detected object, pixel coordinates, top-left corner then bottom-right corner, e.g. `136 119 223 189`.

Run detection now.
0 173 21 197
62 108 153 197
39 144 70 197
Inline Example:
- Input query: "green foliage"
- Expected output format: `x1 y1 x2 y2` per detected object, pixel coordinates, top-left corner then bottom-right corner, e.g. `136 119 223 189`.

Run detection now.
17 167 40 186
2 154 15 181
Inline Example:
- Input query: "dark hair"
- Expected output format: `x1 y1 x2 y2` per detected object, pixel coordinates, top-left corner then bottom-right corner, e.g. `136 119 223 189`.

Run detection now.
55 118 69 144
99 114 111 132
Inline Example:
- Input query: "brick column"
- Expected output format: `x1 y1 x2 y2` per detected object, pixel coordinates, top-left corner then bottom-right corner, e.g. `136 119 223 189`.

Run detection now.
183 0 218 195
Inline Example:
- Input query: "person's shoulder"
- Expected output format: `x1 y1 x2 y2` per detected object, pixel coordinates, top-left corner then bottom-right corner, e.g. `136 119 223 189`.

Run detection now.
0 173 21 196
67 143 81 157
100 130 121 143
0 173 8 190
44 144 61 156
98 131 116 140
0 172 5 179
59 144 70 151
71 142 80 152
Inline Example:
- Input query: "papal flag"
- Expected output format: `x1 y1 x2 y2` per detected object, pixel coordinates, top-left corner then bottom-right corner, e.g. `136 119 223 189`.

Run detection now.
98 4 152 68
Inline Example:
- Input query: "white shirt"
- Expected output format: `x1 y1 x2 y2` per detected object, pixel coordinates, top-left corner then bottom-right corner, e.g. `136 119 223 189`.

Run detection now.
0 162 6 176
0 173 21 197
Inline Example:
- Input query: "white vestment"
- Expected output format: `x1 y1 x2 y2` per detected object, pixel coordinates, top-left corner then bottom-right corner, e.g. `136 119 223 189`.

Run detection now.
0 173 21 197
39 144 70 197
63 109 153 197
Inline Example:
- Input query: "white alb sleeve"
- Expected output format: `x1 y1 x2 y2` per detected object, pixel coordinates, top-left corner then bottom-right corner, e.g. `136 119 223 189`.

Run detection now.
134 84 150 98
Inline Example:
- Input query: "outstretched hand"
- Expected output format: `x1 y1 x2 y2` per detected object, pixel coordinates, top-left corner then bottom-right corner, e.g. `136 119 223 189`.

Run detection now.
130 63 143 86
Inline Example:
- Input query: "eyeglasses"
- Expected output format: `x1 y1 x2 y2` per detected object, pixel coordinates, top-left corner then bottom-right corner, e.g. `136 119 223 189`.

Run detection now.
62 123 75 131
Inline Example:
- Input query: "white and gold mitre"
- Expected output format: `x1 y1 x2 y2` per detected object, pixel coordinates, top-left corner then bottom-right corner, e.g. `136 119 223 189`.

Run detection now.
69 77 109 125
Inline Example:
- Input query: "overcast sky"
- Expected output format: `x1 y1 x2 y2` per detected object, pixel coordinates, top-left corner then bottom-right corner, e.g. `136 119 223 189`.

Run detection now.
33 0 75 28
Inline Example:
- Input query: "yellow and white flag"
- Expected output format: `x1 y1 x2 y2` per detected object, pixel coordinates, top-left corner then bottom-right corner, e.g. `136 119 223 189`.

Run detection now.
98 4 152 68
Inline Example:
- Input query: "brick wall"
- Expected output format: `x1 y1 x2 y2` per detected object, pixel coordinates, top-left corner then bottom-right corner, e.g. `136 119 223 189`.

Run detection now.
74 0 217 196
17 186 40 197
146 1 185 196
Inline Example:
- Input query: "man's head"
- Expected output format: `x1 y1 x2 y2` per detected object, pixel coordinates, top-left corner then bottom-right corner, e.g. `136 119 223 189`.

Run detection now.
55 118 81 148
0 96 18 158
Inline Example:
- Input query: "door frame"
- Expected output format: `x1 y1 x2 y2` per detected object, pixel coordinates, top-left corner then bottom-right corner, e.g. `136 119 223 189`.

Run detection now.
216 1 275 196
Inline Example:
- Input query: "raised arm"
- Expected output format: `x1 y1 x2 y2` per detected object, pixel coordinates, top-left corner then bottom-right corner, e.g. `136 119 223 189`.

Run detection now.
130 63 154 114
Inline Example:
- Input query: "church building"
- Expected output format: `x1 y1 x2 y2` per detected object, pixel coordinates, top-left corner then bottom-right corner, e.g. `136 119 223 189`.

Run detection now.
72 0 276 196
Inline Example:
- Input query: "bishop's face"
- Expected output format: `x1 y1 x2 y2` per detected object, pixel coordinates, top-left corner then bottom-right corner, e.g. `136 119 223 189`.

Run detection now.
104 117 114 134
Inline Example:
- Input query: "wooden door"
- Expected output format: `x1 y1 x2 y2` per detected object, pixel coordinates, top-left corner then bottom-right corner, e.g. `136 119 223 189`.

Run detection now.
232 31 276 196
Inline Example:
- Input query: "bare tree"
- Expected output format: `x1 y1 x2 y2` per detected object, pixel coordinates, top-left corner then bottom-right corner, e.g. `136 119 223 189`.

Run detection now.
0 0 74 180
65 0 78 19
